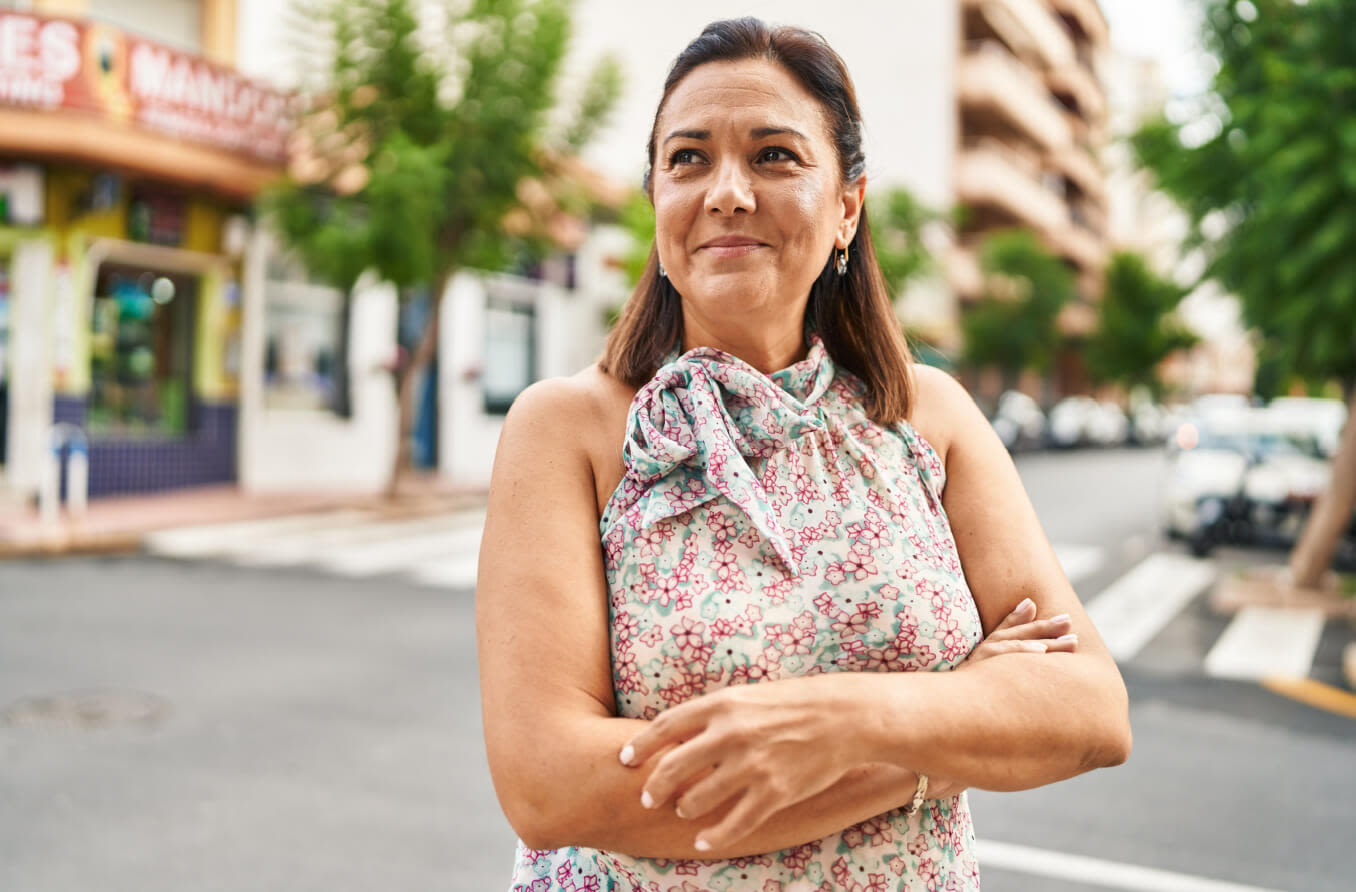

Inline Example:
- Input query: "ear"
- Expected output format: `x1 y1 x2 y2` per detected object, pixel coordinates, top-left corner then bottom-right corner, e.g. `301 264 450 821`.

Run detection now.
836 175 867 250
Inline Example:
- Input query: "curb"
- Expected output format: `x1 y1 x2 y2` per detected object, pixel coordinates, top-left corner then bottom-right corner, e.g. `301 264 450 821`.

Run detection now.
0 531 143 560
0 490 489 561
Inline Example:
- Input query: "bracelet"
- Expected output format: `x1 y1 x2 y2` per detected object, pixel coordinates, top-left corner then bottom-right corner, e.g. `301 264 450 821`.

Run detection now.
903 773 929 816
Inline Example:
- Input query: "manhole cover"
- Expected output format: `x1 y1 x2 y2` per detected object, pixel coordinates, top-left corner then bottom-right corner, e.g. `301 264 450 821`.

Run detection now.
1 690 171 730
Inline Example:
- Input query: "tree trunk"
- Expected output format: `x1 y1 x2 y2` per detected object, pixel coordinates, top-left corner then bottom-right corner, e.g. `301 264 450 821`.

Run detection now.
1287 383 1356 589
385 268 451 499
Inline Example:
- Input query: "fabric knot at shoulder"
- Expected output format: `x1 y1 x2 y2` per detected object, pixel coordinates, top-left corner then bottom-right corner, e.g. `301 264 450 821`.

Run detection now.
619 336 835 569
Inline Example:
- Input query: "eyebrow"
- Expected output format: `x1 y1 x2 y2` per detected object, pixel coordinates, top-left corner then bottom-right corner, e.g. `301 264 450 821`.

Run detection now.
662 126 809 144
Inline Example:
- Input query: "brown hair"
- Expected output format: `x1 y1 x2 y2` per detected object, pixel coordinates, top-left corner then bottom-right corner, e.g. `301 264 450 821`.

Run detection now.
598 17 915 424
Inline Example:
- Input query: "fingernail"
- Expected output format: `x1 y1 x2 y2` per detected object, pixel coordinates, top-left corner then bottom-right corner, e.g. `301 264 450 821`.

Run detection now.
619 745 634 766
694 838 711 852
641 790 654 809
1018 598 1034 613
1058 633 1078 644
1051 614 1070 624
675 803 687 819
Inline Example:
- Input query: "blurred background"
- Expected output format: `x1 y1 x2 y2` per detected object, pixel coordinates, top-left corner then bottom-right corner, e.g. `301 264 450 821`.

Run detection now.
0 0 1353 890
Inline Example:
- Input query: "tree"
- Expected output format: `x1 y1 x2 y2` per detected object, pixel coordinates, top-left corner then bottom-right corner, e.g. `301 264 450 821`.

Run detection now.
960 230 1074 395
1133 0 1356 589
872 187 938 298
264 0 620 494
1084 252 1198 400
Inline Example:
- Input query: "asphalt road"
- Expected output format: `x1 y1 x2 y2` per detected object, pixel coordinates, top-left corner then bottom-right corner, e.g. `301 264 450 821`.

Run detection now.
1 448 1351 892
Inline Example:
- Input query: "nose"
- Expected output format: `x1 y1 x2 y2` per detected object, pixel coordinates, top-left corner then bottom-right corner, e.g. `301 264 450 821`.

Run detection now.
704 160 755 216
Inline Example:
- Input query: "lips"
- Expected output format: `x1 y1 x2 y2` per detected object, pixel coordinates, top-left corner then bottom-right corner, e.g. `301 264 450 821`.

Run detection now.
698 235 766 258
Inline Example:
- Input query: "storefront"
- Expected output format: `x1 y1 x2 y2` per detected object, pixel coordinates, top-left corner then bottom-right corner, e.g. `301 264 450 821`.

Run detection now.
0 6 289 499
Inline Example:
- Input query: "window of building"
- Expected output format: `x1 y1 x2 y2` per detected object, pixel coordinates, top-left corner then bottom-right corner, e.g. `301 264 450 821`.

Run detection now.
88 262 195 437
482 295 535 415
262 255 348 414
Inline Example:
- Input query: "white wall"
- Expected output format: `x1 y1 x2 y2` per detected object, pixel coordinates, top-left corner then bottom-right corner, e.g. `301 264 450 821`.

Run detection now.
3 238 54 497
237 231 398 493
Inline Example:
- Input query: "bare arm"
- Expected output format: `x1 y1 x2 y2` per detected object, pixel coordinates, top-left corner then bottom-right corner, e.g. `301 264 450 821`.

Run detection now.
621 368 1130 849
477 377 936 859
864 367 1131 788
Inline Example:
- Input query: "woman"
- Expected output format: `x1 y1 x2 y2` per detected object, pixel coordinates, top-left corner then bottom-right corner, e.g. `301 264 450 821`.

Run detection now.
477 18 1131 891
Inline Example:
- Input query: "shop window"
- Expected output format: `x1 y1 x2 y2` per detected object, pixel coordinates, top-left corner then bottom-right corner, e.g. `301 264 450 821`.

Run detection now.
88 263 195 437
262 273 348 415
483 296 536 415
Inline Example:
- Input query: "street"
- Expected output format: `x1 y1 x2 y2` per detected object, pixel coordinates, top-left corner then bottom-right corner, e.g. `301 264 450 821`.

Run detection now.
1 448 1352 892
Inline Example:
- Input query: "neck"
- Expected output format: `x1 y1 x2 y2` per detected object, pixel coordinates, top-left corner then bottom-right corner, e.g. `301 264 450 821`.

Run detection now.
681 309 809 374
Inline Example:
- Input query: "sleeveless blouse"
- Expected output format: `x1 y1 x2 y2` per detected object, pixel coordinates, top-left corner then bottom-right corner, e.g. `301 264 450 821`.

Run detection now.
509 338 984 891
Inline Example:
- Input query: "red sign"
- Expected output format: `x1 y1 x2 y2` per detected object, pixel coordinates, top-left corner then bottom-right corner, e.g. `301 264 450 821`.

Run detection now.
0 11 292 164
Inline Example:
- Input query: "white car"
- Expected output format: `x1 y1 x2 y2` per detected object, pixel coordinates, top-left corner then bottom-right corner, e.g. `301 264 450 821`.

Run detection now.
990 390 1045 452
1266 397 1347 459
1047 396 1098 448
1161 408 1332 554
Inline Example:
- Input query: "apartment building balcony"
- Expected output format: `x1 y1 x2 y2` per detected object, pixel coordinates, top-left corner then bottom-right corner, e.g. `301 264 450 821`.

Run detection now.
956 139 1070 236
1047 60 1106 123
1050 143 1106 203
1047 218 1107 276
1048 0 1111 48
962 0 1076 71
958 41 1072 153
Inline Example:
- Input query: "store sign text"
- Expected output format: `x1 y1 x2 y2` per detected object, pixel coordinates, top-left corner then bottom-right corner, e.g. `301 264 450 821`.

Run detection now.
0 12 291 164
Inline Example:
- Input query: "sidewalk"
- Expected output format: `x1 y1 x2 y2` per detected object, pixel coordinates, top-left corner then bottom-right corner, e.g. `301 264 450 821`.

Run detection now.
0 476 488 559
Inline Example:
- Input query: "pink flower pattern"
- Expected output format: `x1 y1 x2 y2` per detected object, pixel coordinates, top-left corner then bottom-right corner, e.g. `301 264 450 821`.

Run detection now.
510 338 981 890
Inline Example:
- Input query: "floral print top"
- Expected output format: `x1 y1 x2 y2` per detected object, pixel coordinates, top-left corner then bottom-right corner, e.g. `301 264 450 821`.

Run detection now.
509 337 984 891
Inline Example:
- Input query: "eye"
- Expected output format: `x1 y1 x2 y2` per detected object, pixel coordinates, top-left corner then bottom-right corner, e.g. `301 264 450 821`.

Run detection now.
759 147 799 164
669 148 704 165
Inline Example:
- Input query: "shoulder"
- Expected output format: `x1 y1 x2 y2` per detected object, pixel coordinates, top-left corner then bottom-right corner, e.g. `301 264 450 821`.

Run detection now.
906 363 986 471
493 363 635 485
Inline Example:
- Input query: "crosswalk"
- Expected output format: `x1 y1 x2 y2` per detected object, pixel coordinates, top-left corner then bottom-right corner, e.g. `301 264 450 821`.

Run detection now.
145 511 1347 687
144 509 486 590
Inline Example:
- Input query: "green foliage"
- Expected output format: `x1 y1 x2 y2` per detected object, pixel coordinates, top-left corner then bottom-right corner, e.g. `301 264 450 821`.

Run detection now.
1132 0 1356 393
617 191 656 289
871 187 938 297
960 230 1074 381
1085 252 1198 399
262 0 606 293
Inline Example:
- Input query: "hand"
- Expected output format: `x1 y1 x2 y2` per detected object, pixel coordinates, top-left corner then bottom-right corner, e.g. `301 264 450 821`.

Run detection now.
617 677 860 853
966 597 1077 664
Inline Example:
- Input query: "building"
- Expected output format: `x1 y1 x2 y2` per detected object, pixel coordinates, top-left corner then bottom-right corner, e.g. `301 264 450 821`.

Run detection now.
952 0 1111 396
1101 51 1255 396
0 0 292 502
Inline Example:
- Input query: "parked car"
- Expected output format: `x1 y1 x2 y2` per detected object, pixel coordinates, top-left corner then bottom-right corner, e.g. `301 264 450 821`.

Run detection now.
1266 396 1347 459
1088 401 1130 447
990 390 1046 452
1161 407 1334 556
1129 401 1170 446
1046 396 1097 448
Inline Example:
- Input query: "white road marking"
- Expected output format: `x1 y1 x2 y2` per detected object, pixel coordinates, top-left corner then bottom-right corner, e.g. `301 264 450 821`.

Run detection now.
144 510 377 558
1053 543 1106 584
317 524 484 577
231 514 469 567
407 553 480 588
1084 553 1218 661
1203 606 1325 681
977 839 1285 892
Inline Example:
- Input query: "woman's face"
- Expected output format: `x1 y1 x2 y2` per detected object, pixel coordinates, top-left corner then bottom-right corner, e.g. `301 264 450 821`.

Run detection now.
651 59 864 331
